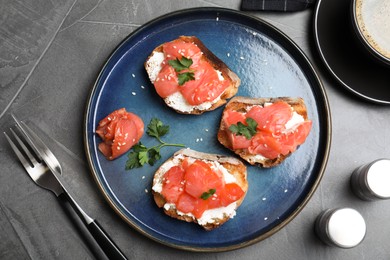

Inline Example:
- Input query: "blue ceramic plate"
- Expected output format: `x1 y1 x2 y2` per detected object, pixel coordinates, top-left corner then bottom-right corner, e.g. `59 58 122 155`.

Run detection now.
84 8 331 252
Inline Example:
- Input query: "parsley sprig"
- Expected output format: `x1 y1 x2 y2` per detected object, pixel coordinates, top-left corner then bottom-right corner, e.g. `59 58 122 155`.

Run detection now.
125 118 185 170
168 57 195 86
229 118 258 140
200 189 216 200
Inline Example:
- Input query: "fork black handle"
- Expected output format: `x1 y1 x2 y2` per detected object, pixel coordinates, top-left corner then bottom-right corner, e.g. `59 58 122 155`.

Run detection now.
87 220 128 260
58 192 127 260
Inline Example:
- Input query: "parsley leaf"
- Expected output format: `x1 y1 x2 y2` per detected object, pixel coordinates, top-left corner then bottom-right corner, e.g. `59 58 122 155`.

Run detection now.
200 189 216 200
125 151 142 170
147 118 169 140
125 118 185 171
229 117 258 139
148 147 161 166
178 72 195 86
168 57 196 86
138 150 149 166
168 57 193 72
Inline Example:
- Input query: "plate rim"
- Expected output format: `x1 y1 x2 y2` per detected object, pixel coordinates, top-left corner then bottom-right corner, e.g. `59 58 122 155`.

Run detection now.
83 7 332 252
313 0 390 105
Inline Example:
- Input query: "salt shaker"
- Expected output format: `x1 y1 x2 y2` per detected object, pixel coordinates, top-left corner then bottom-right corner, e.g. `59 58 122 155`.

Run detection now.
315 208 366 248
350 159 390 200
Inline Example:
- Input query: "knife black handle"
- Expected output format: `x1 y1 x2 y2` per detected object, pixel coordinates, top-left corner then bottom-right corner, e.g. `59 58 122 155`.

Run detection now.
87 220 127 260
57 192 127 260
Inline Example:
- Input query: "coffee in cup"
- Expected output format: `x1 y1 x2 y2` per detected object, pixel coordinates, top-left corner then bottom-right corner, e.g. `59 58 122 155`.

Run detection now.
351 0 390 66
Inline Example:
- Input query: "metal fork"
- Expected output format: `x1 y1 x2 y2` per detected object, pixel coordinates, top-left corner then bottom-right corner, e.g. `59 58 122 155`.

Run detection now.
4 115 127 260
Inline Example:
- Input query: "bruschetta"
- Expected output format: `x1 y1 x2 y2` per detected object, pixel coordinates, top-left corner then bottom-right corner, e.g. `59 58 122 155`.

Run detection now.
152 148 248 230
218 96 312 167
145 36 240 114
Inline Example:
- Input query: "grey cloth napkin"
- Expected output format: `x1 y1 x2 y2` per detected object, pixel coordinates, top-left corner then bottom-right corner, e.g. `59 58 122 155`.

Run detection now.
241 0 316 11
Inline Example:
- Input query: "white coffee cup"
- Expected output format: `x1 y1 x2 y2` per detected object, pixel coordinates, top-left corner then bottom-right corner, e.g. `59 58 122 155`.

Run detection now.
351 0 390 66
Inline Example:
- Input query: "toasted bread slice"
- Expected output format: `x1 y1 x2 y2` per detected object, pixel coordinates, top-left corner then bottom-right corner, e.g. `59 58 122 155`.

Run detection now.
145 36 240 115
152 148 248 231
218 96 312 168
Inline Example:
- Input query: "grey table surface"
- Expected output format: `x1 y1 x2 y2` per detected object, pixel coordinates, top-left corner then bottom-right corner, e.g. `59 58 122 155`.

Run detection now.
1 0 389 259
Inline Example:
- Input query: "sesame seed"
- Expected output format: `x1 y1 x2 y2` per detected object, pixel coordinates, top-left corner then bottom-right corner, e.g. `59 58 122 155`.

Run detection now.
166 180 170 184
200 138 203 142
284 189 288 193
116 146 120 150
179 187 183 192
262 197 266 201
132 138 135 142
264 217 268 221
141 85 145 89
132 92 136 95
253 32 257 36
205 129 209 132
132 74 135 78
240 56 244 60
173 46 177 49
145 189 148 193
142 176 145 179
107 117 111 121
216 17 219 21
227 53 230 57
196 138 200 142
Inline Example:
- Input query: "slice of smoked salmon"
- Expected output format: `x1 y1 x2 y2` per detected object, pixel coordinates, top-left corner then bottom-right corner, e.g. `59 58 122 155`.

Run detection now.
184 160 224 199
223 110 246 126
292 120 312 146
111 118 138 159
180 60 230 105
231 134 252 150
249 132 282 159
220 183 245 207
154 65 179 98
176 193 209 219
191 197 209 219
163 39 202 62
176 193 195 215
247 101 292 133
161 166 185 203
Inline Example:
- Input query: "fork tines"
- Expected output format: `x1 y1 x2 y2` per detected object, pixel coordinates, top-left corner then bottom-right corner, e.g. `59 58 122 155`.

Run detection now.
4 125 41 171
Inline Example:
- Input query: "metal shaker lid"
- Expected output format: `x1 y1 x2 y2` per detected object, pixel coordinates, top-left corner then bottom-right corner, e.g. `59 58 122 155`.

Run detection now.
327 208 366 248
366 159 390 198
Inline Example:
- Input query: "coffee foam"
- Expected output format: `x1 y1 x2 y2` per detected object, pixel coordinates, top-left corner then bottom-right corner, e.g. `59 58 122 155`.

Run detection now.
355 0 390 59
